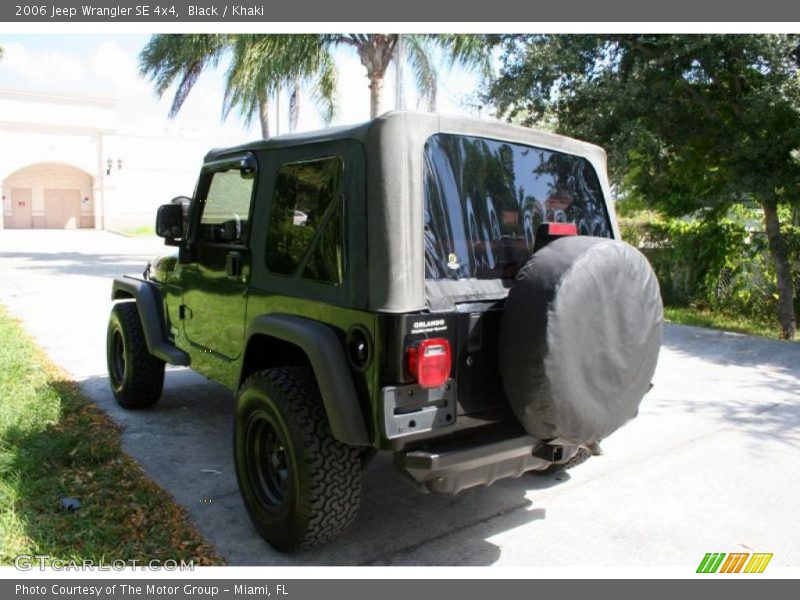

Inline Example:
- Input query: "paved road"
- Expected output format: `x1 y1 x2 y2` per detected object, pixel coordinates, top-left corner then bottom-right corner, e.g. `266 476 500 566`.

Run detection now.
1 230 799 567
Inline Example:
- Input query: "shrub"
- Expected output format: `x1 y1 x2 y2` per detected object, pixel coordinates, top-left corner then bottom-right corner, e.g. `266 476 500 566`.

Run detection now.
620 213 748 308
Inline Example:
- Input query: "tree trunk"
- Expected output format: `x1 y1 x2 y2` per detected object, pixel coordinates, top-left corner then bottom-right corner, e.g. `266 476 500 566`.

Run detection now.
356 35 395 119
289 80 300 132
762 197 796 339
369 76 384 118
259 97 270 139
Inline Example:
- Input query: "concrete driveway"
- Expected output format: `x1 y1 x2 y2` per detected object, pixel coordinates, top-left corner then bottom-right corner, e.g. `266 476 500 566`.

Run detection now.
1 229 799 567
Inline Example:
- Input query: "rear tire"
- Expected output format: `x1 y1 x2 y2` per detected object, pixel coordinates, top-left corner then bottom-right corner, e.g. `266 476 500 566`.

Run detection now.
106 302 165 409
234 367 362 552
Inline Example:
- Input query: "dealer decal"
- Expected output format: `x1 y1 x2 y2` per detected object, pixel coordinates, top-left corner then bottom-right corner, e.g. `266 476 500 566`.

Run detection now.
696 552 773 573
411 319 447 334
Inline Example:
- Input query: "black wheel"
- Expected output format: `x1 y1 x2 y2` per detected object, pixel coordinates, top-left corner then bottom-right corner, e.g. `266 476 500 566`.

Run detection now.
106 302 165 409
234 367 362 552
532 448 591 476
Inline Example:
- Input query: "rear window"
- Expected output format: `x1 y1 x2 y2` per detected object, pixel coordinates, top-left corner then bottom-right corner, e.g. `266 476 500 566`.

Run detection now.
424 133 612 280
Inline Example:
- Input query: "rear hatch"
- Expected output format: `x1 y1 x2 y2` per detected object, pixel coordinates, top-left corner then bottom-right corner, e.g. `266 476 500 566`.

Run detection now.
422 133 614 417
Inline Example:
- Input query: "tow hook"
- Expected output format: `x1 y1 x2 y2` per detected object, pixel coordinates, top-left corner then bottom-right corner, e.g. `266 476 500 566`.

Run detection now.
533 444 565 462
534 441 603 462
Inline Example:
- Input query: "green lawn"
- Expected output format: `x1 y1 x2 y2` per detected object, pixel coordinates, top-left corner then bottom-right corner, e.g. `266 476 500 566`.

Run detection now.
0 305 222 565
664 306 796 341
117 225 156 237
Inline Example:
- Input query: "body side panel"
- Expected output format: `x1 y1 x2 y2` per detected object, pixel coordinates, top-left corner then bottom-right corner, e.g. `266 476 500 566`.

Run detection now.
110 276 190 366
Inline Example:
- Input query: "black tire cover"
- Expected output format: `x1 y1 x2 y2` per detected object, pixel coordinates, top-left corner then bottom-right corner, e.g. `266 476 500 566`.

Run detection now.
498 236 663 445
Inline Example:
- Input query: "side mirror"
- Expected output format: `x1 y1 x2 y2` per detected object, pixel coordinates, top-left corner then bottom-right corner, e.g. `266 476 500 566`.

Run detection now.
170 195 192 230
155 204 184 245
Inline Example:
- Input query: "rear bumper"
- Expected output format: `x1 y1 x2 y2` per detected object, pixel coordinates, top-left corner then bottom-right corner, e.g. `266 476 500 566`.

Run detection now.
397 435 572 495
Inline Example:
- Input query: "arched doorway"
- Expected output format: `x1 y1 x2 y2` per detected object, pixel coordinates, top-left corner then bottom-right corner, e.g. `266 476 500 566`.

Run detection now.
2 163 94 229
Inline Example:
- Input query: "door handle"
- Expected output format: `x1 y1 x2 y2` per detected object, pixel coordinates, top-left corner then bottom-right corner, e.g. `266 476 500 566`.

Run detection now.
226 251 243 278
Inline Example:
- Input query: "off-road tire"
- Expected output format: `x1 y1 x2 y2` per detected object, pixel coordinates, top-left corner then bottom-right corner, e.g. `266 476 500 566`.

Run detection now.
532 448 591 476
106 301 165 409
234 367 362 552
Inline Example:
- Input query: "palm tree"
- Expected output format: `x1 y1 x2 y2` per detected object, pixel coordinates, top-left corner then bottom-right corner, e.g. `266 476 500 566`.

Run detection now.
324 34 491 117
139 34 490 137
275 34 492 117
139 34 336 139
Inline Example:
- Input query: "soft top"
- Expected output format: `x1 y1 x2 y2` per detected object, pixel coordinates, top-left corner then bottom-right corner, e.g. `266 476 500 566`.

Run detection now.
204 111 607 165
206 112 618 313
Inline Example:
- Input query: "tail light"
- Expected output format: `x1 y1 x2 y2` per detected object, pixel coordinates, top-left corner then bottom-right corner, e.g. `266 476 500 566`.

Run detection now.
533 221 578 252
546 222 577 236
407 338 452 389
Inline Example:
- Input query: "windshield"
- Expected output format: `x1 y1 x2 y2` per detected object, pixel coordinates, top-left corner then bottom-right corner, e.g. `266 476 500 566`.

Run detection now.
424 133 612 280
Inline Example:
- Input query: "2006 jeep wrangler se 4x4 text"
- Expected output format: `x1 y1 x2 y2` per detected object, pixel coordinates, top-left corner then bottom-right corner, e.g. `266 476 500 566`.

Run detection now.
106 112 663 552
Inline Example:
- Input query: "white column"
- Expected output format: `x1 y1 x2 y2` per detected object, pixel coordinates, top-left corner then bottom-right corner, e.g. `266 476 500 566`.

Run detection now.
395 34 405 111
95 132 105 230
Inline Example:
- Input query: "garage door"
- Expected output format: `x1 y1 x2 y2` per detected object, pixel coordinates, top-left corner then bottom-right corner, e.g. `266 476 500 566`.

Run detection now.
9 188 33 229
44 189 82 229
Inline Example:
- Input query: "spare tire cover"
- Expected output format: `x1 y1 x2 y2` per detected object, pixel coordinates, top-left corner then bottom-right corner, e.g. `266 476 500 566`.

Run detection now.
498 236 663 445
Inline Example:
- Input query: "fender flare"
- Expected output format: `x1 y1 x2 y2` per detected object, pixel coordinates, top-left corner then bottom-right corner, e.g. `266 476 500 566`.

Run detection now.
111 276 190 366
242 314 370 447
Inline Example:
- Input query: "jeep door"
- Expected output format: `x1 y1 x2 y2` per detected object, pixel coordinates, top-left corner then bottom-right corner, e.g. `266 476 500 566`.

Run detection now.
180 153 257 383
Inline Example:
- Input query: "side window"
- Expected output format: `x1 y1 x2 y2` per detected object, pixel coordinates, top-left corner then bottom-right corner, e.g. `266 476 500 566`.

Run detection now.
266 156 344 285
198 166 255 244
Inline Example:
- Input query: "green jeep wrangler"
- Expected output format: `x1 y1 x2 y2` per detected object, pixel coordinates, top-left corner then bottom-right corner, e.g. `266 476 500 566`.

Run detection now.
106 112 663 552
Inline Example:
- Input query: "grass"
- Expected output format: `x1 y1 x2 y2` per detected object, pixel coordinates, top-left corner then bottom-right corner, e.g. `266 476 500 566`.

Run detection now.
0 305 223 566
118 225 156 237
664 306 796 341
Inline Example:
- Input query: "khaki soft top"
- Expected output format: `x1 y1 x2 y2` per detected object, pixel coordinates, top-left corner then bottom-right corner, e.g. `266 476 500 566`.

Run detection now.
207 112 620 313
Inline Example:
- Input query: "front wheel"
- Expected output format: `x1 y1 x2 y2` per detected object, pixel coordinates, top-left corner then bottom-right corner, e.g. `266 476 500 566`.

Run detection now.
106 302 165 409
234 367 362 552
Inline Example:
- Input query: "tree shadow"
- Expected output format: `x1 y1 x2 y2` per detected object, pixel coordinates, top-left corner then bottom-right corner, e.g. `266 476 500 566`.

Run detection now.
73 369 567 566
312 456 563 566
2 378 219 563
650 324 800 449
69 329 800 565
662 323 800 373
0 251 154 280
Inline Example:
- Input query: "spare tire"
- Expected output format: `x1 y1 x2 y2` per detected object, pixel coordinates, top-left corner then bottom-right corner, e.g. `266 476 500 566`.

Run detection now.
498 236 663 446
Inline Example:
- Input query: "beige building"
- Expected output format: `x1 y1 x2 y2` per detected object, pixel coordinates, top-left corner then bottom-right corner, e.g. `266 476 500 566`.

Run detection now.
0 88 242 231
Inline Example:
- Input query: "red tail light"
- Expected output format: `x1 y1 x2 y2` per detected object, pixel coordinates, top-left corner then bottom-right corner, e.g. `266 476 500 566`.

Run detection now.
546 222 577 236
407 338 452 389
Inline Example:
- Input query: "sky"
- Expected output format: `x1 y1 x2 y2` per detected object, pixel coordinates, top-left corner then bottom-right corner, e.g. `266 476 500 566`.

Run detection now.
0 34 485 141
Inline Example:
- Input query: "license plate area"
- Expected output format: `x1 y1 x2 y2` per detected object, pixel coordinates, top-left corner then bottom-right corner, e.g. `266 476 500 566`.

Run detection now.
382 379 456 439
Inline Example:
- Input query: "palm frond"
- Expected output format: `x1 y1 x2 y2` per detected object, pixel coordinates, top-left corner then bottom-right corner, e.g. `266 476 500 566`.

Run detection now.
138 34 227 117
403 35 438 112
140 34 336 134
440 34 493 70
289 81 300 132
427 34 494 80
223 34 331 127
310 52 338 124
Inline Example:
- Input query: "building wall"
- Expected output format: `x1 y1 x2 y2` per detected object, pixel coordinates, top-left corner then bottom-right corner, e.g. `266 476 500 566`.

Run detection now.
0 88 246 231
0 89 116 132
2 163 94 228
0 128 100 185
99 132 214 231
